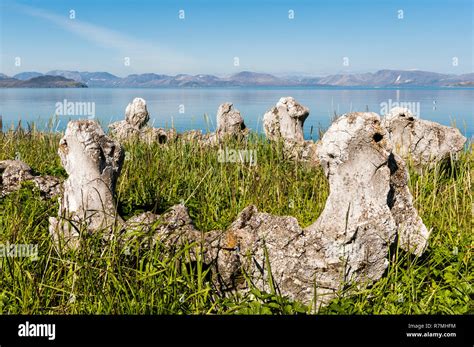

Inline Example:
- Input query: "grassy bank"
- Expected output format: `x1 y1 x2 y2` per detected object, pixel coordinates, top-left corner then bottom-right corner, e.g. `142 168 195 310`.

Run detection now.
0 128 472 314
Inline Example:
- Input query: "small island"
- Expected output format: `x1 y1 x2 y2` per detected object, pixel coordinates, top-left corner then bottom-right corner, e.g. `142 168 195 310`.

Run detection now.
0 75 87 88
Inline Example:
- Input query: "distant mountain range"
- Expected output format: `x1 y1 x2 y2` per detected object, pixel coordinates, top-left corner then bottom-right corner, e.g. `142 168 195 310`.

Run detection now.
1 70 473 88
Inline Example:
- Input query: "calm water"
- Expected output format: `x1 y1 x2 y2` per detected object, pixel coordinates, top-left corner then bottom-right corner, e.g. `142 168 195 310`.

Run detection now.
0 88 472 139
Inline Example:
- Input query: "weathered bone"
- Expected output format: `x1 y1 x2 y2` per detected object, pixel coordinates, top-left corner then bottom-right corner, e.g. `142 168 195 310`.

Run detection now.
31 176 62 199
282 140 320 165
109 97 176 144
0 160 33 196
382 107 466 170
386 153 430 256
305 112 399 294
263 97 309 143
49 120 124 249
216 102 247 139
125 97 149 128
0 159 61 198
263 97 319 165
174 103 248 146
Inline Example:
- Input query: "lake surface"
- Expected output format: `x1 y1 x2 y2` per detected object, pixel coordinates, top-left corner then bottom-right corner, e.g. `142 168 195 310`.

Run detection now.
0 87 472 139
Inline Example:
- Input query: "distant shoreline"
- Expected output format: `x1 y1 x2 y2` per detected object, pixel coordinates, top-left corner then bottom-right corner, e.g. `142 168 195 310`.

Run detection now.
2 69 473 88
1 85 474 90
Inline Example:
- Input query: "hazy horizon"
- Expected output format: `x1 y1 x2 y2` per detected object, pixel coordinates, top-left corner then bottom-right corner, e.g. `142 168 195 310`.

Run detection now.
2 68 474 79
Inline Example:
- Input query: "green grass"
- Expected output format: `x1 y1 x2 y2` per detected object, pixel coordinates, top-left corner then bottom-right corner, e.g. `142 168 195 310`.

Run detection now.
0 128 472 314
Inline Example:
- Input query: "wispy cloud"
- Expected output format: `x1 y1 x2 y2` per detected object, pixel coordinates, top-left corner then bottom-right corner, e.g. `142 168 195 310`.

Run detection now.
11 2 196 73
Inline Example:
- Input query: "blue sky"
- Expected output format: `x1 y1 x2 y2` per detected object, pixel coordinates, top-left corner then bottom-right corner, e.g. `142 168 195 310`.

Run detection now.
0 0 472 76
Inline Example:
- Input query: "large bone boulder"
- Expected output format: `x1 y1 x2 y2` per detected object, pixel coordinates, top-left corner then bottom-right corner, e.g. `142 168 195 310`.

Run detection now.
109 98 176 144
216 102 247 139
125 97 149 127
149 112 430 308
263 97 309 144
306 112 429 286
382 107 466 169
305 112 399 292
176 103 248 146
262 97 318 165
49 120 124 249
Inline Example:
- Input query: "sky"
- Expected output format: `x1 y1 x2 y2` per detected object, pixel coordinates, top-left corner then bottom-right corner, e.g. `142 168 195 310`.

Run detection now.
0 0 472 77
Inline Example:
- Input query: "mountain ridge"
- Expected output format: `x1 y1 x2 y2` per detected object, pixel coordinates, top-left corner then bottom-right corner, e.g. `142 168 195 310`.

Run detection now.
1 70 473 88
